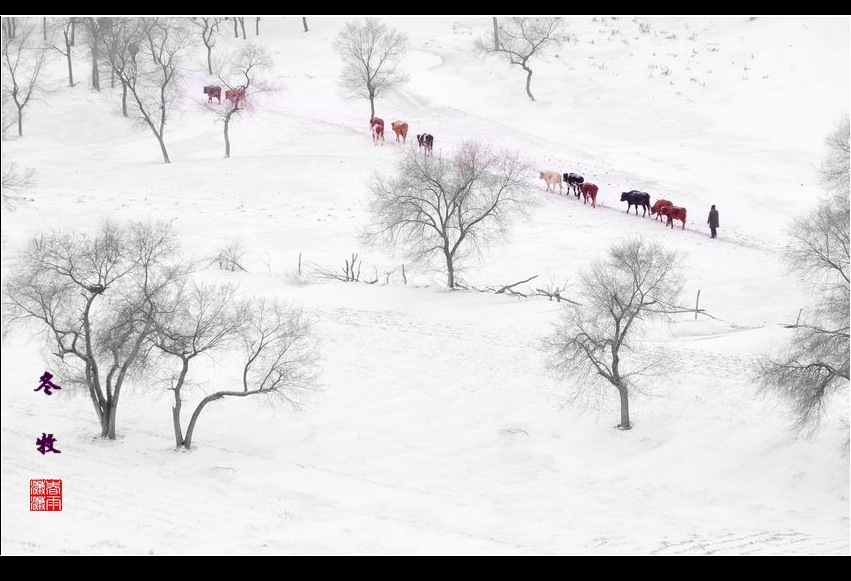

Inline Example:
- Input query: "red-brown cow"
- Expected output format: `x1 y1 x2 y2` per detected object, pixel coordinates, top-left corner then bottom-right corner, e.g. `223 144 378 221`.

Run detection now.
391 121 408 143
225 86 246 109
666 206 687 229
651 199 673 221
578 182 599 208
370 117 385 145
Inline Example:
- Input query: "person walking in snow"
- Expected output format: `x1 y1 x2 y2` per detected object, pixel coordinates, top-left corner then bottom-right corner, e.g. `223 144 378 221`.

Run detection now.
707 204 720 238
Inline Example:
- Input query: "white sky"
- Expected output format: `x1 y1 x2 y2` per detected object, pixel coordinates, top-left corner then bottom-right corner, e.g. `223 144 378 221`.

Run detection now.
1 15 849 555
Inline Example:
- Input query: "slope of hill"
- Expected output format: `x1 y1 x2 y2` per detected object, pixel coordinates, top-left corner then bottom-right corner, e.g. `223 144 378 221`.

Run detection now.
1 16 848 555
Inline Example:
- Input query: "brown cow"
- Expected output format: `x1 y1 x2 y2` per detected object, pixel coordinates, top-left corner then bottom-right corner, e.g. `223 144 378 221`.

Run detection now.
578 182 599 208
203 85 221 104
666 206 687 229
370 117 385 146
391 121 409 143
651 199 673 221
225 86 246 109
539 171 563 194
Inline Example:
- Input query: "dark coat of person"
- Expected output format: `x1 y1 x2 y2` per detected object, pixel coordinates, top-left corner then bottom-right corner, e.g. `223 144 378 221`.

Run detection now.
708 208 720 228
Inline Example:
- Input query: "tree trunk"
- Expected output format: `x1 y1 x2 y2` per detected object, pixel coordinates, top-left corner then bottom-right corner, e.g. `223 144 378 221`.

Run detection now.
617 384 631 430
224 115 232 158
16 107 23 136
100 411 110 437
232 18 238 38
445 249 455 289
183 394 220 450
43 17 47 41
107 399 118 439
66 48 74 86
611 343 630 429
89 388 105 435
156 134 170 164
89 19 100 91
239 18 246 40
3 17 16 39
302 17 308 33
492 17 499 50
121 82 128 117
91 58 100 90
97 398 117 439
524 65 535 102
255 17 260 35
172 359 189 447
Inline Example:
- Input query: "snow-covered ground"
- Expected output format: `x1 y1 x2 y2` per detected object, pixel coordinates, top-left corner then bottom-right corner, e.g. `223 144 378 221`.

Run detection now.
1 16 848 555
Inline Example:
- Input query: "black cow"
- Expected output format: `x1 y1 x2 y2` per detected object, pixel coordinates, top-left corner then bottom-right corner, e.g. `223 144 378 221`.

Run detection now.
203 85 221 104
620 190 652 216
563 172 584 198
417 133 434 157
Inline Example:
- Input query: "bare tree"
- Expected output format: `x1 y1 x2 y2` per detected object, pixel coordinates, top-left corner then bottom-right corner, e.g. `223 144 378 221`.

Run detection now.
756 114 850 433
81 17 110 90
2 17 17 40
188 17 222 76
3 221 181 440
113 17 192 163
1 17 48 137
545 237 684 430
363 140 532 289
475 17 567 102
149 287 319 450
334 17 408 119
225 16 246 40
49 17 77 87
1 56 17 137
2 160 36 209
818 112 850 198
209 42 274 158
99 17 144 117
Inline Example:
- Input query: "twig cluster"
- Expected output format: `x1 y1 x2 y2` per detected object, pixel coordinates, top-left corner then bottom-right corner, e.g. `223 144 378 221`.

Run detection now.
213 240 248 272
302 252 406 286
456 274 581 304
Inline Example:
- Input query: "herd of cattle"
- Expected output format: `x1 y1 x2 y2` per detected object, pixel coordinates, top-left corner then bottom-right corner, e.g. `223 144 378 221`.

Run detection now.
369 117 434 157
201 87 435 156
540 170 688 229
368 112 688 230
203 84 246 108
200 87 689 229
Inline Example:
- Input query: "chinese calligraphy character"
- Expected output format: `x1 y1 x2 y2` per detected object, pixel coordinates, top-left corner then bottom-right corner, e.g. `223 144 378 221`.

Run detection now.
36 433 61 455
35 371 62 396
